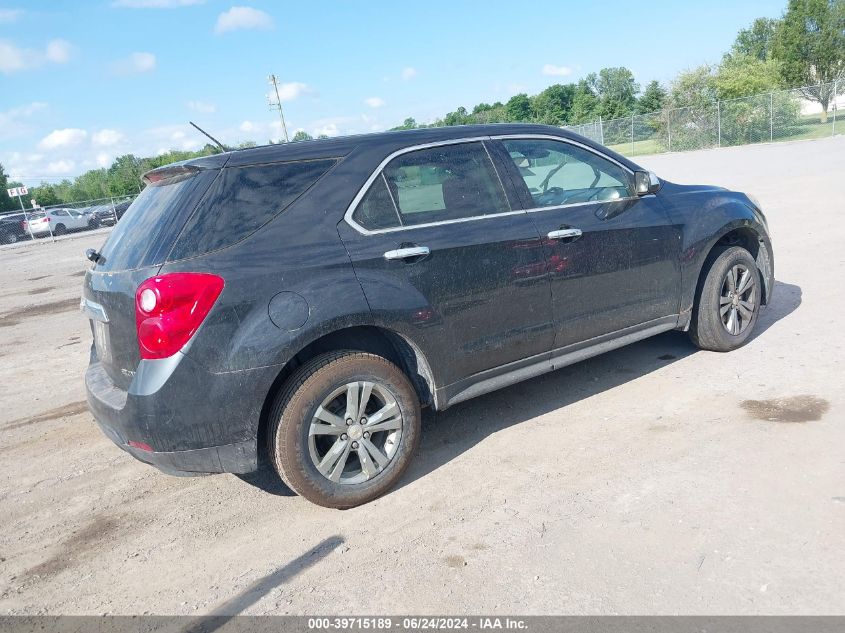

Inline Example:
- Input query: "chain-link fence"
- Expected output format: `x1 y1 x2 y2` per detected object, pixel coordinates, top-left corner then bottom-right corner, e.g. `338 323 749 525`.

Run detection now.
565 80 845 157
0 194 138 246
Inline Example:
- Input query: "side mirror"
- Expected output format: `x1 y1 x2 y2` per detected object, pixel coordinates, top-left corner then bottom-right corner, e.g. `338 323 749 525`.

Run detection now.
634 171 661 195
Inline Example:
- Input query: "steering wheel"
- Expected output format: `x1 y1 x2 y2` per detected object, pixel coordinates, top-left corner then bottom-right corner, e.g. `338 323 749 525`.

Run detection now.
539 186 567 205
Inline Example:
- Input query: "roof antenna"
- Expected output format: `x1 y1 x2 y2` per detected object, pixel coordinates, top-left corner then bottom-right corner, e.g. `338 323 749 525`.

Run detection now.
189 121 229 152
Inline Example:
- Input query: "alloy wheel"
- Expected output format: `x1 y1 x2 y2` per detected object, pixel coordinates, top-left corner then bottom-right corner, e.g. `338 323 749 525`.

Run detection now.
308 381 403 484
719 264 756 336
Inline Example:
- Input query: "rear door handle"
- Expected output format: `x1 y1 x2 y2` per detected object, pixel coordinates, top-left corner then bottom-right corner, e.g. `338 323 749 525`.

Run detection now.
547 228 582 241
384 246 431 261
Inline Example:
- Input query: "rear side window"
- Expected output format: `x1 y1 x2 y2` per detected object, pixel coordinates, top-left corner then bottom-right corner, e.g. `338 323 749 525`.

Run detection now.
169 159 336 260
96 169 218 272
351 142 509 230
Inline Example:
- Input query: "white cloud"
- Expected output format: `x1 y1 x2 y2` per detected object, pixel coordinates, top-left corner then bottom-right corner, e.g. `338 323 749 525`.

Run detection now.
314 123 340 138
0 9 23 23
542 64 573 77
111 51 156 75
45 40 72 63
0 102 47 141
215 6 274 34
364 97 385 108
112 0 204 7
0 39 72 74
47 159 75 174
239 120 256 132
96 153 112 168
39 128 88 150
92 129 125 147
401 67 417 81
274 81 310 102
187 100 216 113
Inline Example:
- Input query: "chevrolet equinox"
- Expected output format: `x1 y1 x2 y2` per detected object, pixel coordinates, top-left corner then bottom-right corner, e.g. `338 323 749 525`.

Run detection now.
83 124 774 508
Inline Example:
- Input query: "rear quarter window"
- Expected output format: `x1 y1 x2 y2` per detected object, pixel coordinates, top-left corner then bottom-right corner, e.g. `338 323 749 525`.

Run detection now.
168 158 336 260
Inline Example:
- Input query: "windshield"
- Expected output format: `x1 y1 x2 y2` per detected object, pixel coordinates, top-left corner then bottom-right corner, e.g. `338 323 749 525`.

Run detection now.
95 169 218 272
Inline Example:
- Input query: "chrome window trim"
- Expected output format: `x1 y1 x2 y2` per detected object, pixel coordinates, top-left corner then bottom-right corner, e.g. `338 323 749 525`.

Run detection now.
493 134 643 213
344 136 522 236
343 133 645 236
491 133 635 176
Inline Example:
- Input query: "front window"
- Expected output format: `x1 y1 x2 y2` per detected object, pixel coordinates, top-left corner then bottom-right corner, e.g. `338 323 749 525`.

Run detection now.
502 139 632 209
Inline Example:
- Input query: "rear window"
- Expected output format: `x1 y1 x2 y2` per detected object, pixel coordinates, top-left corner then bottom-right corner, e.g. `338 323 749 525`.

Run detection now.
95 169 218 272
167 158 336 261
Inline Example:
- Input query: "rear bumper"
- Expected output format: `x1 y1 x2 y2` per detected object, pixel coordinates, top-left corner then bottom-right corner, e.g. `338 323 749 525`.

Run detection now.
85 349 281 475
95 419 256 475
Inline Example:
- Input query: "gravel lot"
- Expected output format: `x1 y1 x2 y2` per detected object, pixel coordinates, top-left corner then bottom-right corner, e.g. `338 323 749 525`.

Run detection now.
0 137 843 615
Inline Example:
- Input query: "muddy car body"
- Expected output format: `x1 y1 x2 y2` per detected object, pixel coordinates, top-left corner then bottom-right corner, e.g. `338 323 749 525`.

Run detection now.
83 124 774 507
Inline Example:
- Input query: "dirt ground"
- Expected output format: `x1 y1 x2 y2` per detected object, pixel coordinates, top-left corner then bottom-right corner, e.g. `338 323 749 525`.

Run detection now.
0 137 843 615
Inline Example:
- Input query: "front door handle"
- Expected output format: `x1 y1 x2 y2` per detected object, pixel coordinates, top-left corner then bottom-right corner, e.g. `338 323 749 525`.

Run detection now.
384 246 431 261
547 228 583 241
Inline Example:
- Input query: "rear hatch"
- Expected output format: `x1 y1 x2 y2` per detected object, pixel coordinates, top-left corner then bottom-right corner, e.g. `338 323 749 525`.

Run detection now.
83 165 220 390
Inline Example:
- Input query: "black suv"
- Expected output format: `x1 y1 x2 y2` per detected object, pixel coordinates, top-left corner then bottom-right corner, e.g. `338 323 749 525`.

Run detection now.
83 124 774 508
0 212 30 244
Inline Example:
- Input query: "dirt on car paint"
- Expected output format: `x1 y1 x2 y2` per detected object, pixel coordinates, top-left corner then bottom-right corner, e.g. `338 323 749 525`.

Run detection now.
740 395 830 423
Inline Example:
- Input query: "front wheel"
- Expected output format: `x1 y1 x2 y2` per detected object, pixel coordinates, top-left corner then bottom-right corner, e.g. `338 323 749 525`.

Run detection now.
689 245 761 352
269 351 421 508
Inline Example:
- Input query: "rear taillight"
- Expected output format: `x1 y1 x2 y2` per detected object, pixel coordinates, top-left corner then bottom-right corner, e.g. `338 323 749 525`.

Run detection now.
135 273 224 360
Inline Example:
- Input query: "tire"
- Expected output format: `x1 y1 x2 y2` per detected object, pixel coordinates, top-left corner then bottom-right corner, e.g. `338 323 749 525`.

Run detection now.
1 230 16 244
689 245 761 352
269 351 421 508
54 223 66 236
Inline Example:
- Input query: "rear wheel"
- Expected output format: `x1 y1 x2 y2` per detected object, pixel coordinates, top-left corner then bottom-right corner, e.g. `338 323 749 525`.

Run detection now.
269 351 421 508
54 223 66 235
689 245 761 351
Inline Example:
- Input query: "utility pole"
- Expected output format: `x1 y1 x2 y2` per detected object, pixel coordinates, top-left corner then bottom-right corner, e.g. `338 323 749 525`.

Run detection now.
267 74 290 143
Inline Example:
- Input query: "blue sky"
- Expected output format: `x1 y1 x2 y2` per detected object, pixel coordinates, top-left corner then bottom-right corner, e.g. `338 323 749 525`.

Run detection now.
2 0 786 184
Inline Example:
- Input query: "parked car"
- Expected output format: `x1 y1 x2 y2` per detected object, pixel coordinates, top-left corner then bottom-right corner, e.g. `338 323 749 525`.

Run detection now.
93 200 132 226
0 212 30 244
83 124 774 508
24 208 91 236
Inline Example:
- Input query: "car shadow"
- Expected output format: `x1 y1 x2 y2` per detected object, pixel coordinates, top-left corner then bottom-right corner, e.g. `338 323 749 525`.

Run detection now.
395 279 801 493
238 280 800 499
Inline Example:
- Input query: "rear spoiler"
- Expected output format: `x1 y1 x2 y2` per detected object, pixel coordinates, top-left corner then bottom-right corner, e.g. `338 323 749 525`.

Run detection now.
142 165 202 186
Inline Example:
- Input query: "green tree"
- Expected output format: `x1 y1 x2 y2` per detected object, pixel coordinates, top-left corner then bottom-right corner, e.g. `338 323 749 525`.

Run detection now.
107 154 144 196
505 93 532 121
569 80 599 123
666 66 719 150
669 65 718 109
591 67 639 119
731 17 780 60
30 183 61 207
443 106 472 126
715 54 783 99
391 117 418 131
636 80 667 114
771 0 845 121
531 84 576 124
291 131 313 142
0 163 20 213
